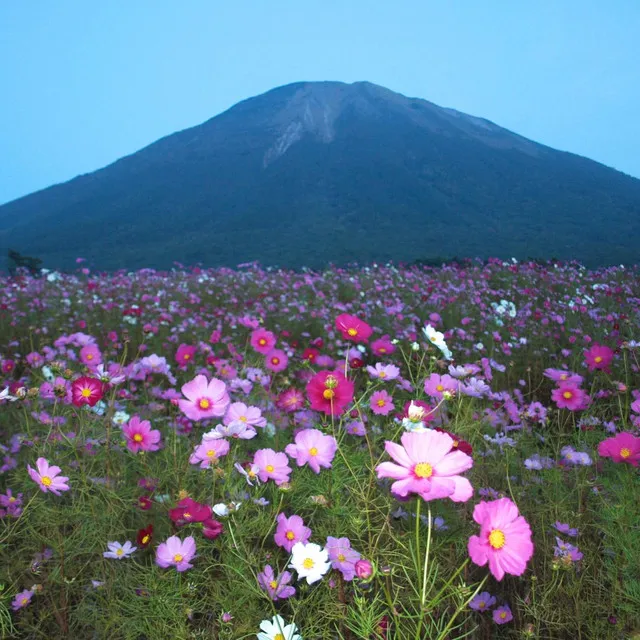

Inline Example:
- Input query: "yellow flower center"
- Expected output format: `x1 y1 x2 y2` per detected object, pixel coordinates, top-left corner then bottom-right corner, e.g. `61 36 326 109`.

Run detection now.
183 512 192 520
377 399 386 407
309 447 318 456
116 548 124 556
198 398 211 410
206 450 217 460
271 357 280 365
562 391 573 399
303 557 315 569
81 388 92 398
133 433 143 442
620 447 631 458
285 531 296 540
21 597 29 605
9 496 16 502
142 535 150 544
259 338 267 345
337 553 346 562
266 464 275 473
269 580 278 589
173 554 183 563
489 529 506 549
275 635 285 640
86 353 93 360
413 463 433 478
594 356 602 363
379 371 386 378
347 328 358 336
500 612 507 619
323 389 335 400
436 384 444 392
183 354 190 360
479 600 485 609
41 476 52 486
239 415 247 422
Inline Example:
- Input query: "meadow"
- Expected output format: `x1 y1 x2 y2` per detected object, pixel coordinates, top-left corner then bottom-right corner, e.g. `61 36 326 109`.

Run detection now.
0 258 639 639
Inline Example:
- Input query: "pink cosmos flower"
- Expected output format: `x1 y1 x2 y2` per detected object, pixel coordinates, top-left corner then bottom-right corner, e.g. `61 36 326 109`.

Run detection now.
169 497 212 525
265 348 289 373
71 376 104 407
551 383 588 411
257 564 296 601
175 344 197 367
306 370 354 416
370 390 394 415
274 513 312 552
277 388 306 413
28 458 70 496
80 344 102 367
224 402 267 428
424 373 459 399
253 448 292 485
366 363 400 381
543 368 583 385
155 535 196 572
584 343 614 371
371 336 396 356
335 313 373 343
598 432 640 466
11 589 33 611
376 431 473 502
468 498 534 581
250 328 277 354
285 428 337 474
178 374 230 421
189 439 230 468
122 416 161 453
325 536 362 581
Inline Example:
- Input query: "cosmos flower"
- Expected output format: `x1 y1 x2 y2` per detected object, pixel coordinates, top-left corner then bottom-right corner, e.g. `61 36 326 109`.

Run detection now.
597 431 640 466
376 430 473 502
11 589 34 611
28 458 70 496
370 390 395 415
178 374 230 421
250 328 277 354
188 438 230 468
265 348 289 372
71 376 104 407
325 536 361 581
122 416 161 453
257 564 296 601
285 428 337 473
468 498 534 581
335 313 372 343
584 343 614 371
469 591 496 612
306 370 354 416
289 541 331 584
253 448 292 485
257 615 301 640
103 540 137 560
155 535 196 572
274 513 312 553
551 383 589 411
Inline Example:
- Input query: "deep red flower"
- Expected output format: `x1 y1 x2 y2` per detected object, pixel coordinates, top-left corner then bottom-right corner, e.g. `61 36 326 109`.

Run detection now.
302 347 319 363
202 518 224 539
137 524 153 547
435 428 473 455
138 495 153 511
335 313 373 343
71 376 104 407
306 370 354 416
169 497 212 525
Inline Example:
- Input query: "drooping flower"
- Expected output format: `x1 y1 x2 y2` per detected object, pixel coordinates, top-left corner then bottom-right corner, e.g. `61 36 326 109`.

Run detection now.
28 458 70 496
274 513 312 552
178 374 230 421
103 540 137 560
202 518 224 539
335 313 373 343
584 343 614 371
289 541 331 584
306 370 354 416
376 430 473 502
257 564 296 601
250 328 277 355
155 535 196 572
285 428 337 474
257 615 301 640
325 536 362 581
122 416 162 453
468 498 534 581
253 448 292 485
597 432 640 466
71 376 104 407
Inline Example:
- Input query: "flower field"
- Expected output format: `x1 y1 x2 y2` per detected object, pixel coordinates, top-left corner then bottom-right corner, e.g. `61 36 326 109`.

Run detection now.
1 258 639 639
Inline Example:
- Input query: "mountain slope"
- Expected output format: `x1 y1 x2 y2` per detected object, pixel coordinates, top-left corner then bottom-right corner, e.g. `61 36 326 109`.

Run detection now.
1 80 639 270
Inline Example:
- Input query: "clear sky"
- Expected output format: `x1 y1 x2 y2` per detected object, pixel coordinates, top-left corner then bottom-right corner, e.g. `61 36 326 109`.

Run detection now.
1 1 639 204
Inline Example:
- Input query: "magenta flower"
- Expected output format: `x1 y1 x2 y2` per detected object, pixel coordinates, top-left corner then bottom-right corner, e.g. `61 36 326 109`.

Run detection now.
543 368 583 385
551 383 588 411
370 390 394 416
250 328 277 354
424 373 459 399
274 513 312 552
178 374 230 421
265 348 289 373
285 428 337 474
598 432 640 466
584 343 614 371
257 564 296 601
80 344 102 367
155 535 196 572
253 448 292 485
28 458 70 496
376 431 473 502
122 416 161 453
176 343 197 367
189 438 230 468
325 536 362 581
468 498 534 581
493 605 513 624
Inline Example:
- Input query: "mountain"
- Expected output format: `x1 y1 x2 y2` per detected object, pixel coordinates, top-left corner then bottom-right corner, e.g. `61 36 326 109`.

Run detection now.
1 80 639 271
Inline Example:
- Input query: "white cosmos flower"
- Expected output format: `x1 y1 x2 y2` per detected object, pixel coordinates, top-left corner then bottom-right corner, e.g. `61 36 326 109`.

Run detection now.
257 614 301 640
289 542 331 585
423 324 453 360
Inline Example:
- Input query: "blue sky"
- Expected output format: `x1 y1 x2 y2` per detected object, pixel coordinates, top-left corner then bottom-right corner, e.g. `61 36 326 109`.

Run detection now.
1 1 639 204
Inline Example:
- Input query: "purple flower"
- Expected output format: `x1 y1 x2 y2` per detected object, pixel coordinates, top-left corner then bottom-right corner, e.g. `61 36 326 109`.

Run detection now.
103 540 137 560
553 521 579 537
11 589 33 611
325 536 362 581
257 564 296 600
156 535 196 572
554 537 583 563
493 605 513 624
469 591 496 612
